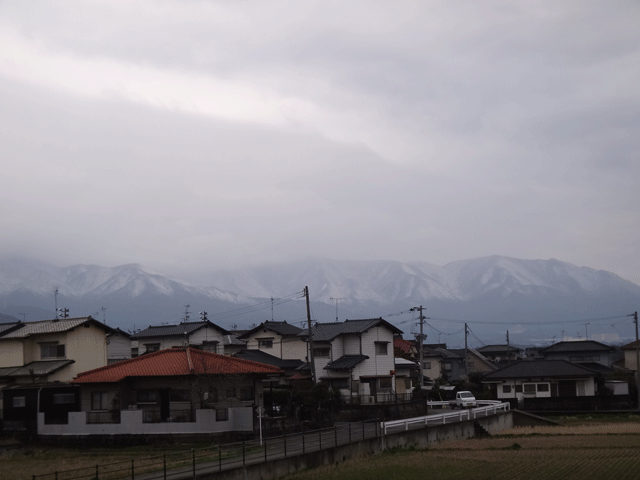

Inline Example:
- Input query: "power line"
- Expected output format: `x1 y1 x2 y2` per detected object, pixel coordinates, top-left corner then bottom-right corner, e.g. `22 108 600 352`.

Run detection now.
428 314 630 326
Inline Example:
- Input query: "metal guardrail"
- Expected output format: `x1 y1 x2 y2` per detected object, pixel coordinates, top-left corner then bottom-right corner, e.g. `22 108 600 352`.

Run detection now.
32 420 381 480
381 400 510 434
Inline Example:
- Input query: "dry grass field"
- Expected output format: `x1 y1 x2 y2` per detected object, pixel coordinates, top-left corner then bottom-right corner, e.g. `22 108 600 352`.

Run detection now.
286 422 640 480
3 418 640 480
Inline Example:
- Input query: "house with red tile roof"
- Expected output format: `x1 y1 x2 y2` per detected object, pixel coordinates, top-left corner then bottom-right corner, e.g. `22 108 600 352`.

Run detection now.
36 347 282 438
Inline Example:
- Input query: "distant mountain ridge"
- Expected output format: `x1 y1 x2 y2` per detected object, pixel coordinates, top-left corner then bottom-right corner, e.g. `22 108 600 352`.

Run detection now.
1 256 638 345
207 256 640 305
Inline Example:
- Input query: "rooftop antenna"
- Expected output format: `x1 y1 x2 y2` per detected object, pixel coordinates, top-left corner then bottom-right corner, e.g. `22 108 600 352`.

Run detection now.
271 297 274 321
54 288 58 318
17 312 27 322
330 297 345 322
200 311 208 321
102 306 107 324
183 304 190 322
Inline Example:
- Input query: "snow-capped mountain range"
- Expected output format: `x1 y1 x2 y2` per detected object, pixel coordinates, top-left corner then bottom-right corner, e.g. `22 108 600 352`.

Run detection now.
208 256 640 305
1 256 639 345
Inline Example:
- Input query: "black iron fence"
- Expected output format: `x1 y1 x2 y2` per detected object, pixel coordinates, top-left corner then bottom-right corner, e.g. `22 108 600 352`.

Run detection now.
32 420 381 480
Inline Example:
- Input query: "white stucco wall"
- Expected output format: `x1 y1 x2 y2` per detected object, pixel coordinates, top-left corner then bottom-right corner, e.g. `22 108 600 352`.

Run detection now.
38 407 254 435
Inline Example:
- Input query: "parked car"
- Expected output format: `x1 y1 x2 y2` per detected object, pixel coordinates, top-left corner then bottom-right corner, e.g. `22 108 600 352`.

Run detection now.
455 390 477 408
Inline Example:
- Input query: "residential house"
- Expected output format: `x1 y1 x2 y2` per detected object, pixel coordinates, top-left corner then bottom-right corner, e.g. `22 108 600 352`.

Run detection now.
232 349 304 380
622 340 640 372
33 347 282 438
134 321 229 356
223 330 248 356
0 316 115 385
482 359 598 408
237 321 306 360
420 347 446 384
448 348 498 379
394 337 417 358
107 328 133 364
476 345 523 365
301 318 403 403
393 357 418 395
539 340 618 367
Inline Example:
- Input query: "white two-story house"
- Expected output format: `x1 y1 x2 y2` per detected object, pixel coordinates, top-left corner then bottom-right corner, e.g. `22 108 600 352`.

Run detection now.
302 318 403 404
133 321 229 356
237 321 306 360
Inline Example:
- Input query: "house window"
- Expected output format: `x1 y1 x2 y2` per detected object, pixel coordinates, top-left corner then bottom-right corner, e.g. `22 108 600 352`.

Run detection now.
537 383 550 392
201 341 219 353
313 347 330 357
41 343 65 359
330 378 349 389
204 388 218 403
92 392 109 410
523 384 536 394
378 377 392 389
216 408 229 421
443 362 452 371
170 390 190 402
240 386 254 401
515 385 523 393
53 393 75 404
258 338 273 349
226 387 236 398
13 396 26 408
131 347 139 357
423 362 431 369
137 391 158 403
502 385 512 394
144 343 160 353
375 342 388 355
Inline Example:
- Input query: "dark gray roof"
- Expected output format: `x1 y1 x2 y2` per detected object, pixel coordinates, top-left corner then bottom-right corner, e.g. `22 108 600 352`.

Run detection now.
325 355 369 371
233 349 303 369
482 360 598 381
0 360 75 378
237 321 303 339
540 340 615 354
0 317 114 339
135 321 228 338
0 321 22 335
302 318 402 342
477 345 521 353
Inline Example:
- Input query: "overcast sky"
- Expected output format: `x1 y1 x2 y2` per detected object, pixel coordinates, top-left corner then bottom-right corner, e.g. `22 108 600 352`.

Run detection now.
2 1 639 285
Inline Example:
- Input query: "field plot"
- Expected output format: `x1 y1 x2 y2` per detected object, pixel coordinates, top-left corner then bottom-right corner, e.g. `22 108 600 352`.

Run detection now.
285 424 640 480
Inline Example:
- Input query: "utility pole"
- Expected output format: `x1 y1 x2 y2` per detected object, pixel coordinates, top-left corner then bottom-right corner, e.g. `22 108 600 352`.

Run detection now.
506 330 510 363
629 311 639 410
464 323 469 379
305 286 316 383
410 306 427 389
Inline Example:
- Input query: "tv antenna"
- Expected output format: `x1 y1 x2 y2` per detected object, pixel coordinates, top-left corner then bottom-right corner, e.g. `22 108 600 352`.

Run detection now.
183 305 190 322
330 297 345 322
101 306 107 324
17 311 27 322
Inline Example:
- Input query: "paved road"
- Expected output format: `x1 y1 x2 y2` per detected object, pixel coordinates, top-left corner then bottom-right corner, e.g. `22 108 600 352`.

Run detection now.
131 422 380 480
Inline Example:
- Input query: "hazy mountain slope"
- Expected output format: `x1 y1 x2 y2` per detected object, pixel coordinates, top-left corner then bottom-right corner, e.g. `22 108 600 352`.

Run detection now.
1 256 639 343
208 256 640 305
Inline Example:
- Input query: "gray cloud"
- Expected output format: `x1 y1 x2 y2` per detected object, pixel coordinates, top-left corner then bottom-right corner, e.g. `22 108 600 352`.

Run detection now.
1 0 639 286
